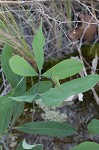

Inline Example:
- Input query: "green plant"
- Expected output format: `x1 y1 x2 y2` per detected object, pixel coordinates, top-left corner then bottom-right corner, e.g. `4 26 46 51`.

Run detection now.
0 20 99 150
71 119 99 150
72 118 99 150
71 142 99 150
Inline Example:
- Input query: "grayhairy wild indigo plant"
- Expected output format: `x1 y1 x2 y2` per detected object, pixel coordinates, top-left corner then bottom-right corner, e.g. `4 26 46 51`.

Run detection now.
0 20 99 150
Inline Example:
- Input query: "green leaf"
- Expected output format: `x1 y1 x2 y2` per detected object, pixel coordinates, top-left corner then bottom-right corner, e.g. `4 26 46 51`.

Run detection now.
87 119 99 135
1 45 26 123
32 20 45 72
12 103 25 124
13 78 26 96
1 44 22 88
9 77 26 123
10 78 26 123
0 96 16 112
0 86 25 113
42 59 83 80
11 81 53 103
17 141 43 150
0 78 26 125
71 142 99 150
25 81 53 95
9 55 38 77
41 74 99 106
0 108 14 135
10 95 36 103
16 121 76 137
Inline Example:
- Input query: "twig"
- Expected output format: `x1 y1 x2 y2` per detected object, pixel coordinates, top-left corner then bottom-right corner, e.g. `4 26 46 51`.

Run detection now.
74 10 99 105
75 0 99 23
92 88 99 105
0 0 47 4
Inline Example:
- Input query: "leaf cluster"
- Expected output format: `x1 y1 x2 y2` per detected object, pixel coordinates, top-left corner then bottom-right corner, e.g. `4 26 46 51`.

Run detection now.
0 21 99 149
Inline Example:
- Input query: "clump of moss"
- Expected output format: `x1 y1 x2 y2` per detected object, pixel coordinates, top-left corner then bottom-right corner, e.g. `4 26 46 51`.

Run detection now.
36 99 67 122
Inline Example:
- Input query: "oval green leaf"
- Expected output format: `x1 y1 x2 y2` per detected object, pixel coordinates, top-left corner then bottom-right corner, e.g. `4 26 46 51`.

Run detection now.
0 108 13 135
0 96 16 112
87 119 99 135
9 55 38 77
25 81 53 95
42 59 83 80
12 103 25 124
32 20 45 72
1 44 22 88
41 74 99 106
16 121 76 137
71 142 99 150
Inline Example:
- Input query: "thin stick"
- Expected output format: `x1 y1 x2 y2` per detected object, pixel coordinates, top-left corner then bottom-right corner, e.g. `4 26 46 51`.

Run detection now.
0 0 47 4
